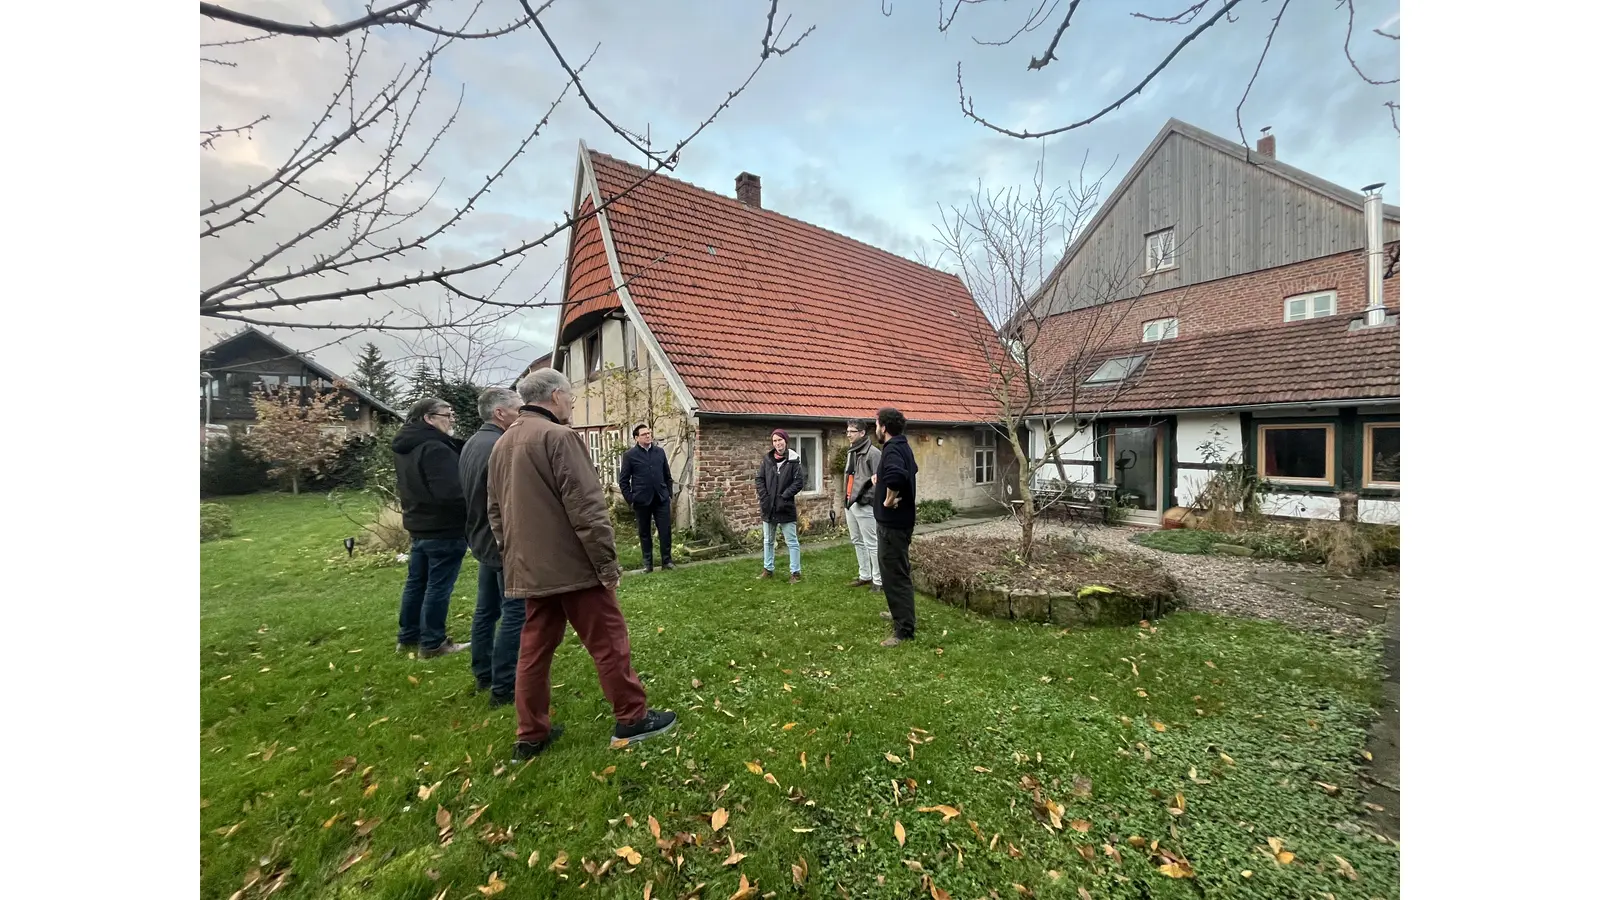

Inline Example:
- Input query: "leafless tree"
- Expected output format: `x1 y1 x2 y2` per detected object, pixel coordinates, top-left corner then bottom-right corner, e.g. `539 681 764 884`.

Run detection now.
395 296 531 388
890 0 1399 141
934 153 1186 562
199 0 813 333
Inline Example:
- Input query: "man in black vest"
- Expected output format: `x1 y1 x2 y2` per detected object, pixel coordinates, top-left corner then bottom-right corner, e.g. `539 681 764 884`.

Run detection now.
617 424 675 572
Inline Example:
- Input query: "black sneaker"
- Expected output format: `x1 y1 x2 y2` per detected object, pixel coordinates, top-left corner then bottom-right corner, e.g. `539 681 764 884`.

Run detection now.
513 724 564 760
610 709 678 747
418 638 469 660
644 561 654 573
661 561 675 570
488 692 514 709
474 678 492 693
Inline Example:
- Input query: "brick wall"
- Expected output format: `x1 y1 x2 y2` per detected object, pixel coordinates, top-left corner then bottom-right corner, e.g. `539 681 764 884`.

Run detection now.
1036 243 1401 356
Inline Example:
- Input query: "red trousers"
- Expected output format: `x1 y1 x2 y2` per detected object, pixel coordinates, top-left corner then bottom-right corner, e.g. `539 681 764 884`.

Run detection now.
514 583 648 743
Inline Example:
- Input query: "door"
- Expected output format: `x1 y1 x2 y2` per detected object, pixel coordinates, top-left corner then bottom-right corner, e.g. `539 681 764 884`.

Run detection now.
1108 425 1164 526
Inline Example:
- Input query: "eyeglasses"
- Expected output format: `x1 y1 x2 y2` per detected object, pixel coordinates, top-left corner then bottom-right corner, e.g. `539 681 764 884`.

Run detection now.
430 410 456 420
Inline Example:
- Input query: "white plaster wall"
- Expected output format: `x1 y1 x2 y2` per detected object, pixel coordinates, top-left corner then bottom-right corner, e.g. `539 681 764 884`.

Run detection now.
1359 499 1401 525
1258 492 1342 520
1029 421 1097 491
1175 413 1242 463
601 318 625 370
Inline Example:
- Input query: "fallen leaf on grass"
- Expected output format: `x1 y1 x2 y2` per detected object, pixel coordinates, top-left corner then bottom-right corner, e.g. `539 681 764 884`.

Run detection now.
1267 837 1295 865
929 883 952 900
782 722 796 731
1078 888 1093 900
885 753 903 764
1315 781 1340 793
355 817 382 837
1075 845 1096 862
745 761 764 775
337 849 368 873
791 857 809 886
916 805 961 822
461 805 489 829
477 872 506 895
1334 854 1359 880
1011 884 1035 898
727 873 759 900
323 813 344 829
548 850 568 872
800 752 807 770
408 675 420 686
763 773 780 787
616 846 643 866
1071 775 1093 798
648 816 661 839
973 766 991 773
1069 819 1091 833
1219 752 1235 766
417 781 443 801
1157 861 1194 878
711 808 729 832
644 881 653 900
894 820 907 847
1103 844 1122 863
527 850 539 868
1150 720 1166 732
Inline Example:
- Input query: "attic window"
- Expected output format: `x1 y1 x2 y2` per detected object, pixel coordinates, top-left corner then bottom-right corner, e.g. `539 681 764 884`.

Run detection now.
1141 318 1178 342
1084 354 1146 386
1145 228 1176 273
1285 291 1337 322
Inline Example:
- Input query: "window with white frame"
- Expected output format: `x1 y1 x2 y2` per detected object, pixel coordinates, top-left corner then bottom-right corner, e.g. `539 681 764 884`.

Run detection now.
1284 290 1337 322
1141 317 1179 342
586 430 602 470
584 332 602 379
1145 228 1176 273
1084 354 1147 386
789 431 823 495
623 320 639 370
973 428 996 485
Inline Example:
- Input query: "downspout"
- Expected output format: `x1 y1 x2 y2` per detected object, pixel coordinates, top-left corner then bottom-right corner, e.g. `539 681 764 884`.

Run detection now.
1361 183 1387 327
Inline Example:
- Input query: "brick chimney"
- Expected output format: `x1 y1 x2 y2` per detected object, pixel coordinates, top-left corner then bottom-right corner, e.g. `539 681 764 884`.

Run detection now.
1256 126 1276 159
735 172 761 208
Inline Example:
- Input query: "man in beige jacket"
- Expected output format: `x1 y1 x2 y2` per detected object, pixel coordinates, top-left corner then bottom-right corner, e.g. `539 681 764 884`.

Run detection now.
487 368 676 759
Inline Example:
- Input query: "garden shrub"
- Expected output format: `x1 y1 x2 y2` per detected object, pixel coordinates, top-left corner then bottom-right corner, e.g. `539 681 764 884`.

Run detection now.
200 437 271 497
200 503 234 542
915 498 957 524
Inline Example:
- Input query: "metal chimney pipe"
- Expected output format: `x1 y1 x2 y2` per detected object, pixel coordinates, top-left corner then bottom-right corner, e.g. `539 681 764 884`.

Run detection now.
1361 183 1386 327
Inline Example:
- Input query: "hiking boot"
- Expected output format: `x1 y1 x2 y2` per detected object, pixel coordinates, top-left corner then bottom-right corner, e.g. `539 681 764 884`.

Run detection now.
611 709 678 747
661 561 676 570
788 572 802 584
418 638 469 659
849 578 872 587
757 569 774 579
643 562 654 573
513 724 564 760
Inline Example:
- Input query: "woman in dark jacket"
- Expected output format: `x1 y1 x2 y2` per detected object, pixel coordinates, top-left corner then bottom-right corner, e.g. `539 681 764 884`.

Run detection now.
754 429 805 582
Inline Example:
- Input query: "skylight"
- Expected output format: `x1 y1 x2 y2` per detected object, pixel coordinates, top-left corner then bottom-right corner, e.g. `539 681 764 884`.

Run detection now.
1084 354 1147 385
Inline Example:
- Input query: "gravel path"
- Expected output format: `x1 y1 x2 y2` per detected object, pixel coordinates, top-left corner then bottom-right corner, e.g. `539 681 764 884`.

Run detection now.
919 519 1373 634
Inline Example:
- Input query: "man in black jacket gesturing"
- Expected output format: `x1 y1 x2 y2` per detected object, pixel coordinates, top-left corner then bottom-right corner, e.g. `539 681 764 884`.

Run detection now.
873 407 919 647
617 424 675 573
393 397 470 659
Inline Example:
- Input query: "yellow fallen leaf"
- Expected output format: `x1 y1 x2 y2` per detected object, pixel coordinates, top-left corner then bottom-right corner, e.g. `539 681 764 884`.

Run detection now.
644 880 653 900
548 850 568 871
417 781 443 801
711 808 729 832
648 815 661 839
1151 721 1167 732
894 820 906 847
782 722 796 731
527 850 539 867
916 805 961 823
363 783 379 798
1334 854 1359 880
436 805 452 830
1275 851 1295 865
885 753 903 764
476 871 506 895
1267 837 1285 854
745 761 764 775
1241 870 1253 878
722 838 746 866
791 856 808 886
973 766 991 773
1157 861 1194 878
1077 888 1093 900
1219 752 1235 766
800 752 807 769
461 804 489 829
728 874 759 900
1069 819 1091 833
763 773 780 787
408 675 420 685
1315 781 1340 793
616 845 642 866
930 883 952 900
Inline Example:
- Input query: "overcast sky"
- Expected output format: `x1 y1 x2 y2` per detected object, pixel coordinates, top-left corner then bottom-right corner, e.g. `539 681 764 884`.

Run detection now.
200 0 1400 385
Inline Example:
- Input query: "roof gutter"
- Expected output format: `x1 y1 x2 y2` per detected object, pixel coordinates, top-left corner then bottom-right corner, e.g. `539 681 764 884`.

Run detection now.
697 410 995 427
1025 396 1399 421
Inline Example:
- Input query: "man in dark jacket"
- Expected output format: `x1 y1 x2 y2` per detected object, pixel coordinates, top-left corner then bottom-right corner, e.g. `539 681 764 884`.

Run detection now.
461 388 524 705
617 423 674 573
755 429 806 583
393 397 470 659
873 407 919 647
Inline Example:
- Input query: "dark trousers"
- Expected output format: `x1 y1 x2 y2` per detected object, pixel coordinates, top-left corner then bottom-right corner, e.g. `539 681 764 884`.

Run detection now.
469 564 525 700
514 583 649 743
397 537 468 650
634 498 672 564
877 523 916 639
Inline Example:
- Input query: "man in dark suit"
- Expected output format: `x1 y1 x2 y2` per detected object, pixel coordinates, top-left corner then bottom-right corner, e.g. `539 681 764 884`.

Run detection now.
617 424 675 572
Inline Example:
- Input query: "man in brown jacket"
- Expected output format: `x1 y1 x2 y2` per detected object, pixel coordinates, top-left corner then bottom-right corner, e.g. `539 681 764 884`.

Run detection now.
487 367 676 759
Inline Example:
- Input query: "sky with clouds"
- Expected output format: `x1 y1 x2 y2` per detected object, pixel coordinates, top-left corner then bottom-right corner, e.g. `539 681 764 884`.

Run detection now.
200 0 1400 385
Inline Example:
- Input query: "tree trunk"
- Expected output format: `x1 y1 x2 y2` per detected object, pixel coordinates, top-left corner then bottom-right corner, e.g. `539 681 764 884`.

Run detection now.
291 472 300 495
1020 510 1036 565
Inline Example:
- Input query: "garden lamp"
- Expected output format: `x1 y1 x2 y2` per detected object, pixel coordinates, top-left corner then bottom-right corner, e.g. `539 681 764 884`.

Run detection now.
829 510 836 530
344 537 356 557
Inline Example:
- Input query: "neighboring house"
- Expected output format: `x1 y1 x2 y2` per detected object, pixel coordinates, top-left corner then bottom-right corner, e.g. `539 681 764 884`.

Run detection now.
513 351 553 386
200 327 402 448
1021 119 1400 526
540 142 1013 531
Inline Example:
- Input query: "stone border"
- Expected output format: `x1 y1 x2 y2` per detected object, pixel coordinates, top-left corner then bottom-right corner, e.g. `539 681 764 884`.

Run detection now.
912 571 1179 627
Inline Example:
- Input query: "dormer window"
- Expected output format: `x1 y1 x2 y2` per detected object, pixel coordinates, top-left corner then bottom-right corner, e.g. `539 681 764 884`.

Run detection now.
1145 228 1176 273
1285 291 1337 322
1084 354 1147 386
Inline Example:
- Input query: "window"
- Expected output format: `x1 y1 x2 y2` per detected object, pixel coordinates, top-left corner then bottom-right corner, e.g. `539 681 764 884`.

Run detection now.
1141 317 1179 342
1084 354 1147 386
586 430 602 470
584 332 602 379
1285 291 1337 322
1364 423 1400 488
974 428 996 485
1256 424 1334 485
1145 228 1176 273
790 431 823 495
623 319 639 371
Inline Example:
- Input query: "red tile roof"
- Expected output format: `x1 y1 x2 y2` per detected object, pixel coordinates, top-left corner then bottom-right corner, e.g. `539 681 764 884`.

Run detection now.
1041 314 1400 415
574 149 1003 423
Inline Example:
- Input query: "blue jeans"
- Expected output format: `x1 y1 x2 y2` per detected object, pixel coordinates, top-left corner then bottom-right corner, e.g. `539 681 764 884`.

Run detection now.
469 564 525 699
763 521 800 574
397 537 468 650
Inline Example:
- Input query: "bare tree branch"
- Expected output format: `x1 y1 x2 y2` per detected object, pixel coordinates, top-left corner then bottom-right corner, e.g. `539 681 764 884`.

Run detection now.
956 0 1247 138
1132 1 1210 25
1339 0 1398 85
1235 0 1292 146
972 0 1059 47
198 0 534 41
1027 0 1082 70
200 114 269 149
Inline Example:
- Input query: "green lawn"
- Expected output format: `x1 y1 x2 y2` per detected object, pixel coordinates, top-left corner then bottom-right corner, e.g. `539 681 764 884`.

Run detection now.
202 494 1397 899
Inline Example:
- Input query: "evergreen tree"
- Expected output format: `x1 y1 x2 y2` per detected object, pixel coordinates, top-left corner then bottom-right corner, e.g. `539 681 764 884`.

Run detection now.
350 343 398 405
406 362 438 405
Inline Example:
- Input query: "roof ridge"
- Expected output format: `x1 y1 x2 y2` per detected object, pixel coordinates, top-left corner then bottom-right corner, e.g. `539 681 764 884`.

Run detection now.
1083 311 1397 362
585 149 962 287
